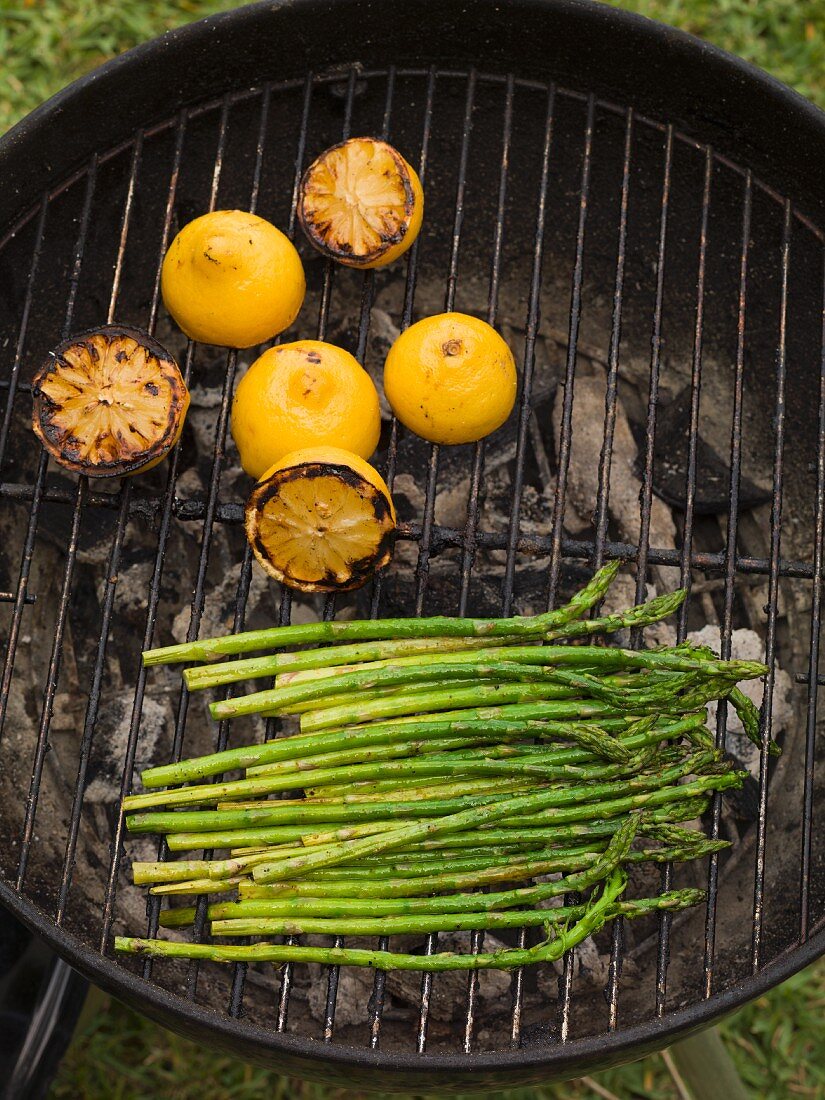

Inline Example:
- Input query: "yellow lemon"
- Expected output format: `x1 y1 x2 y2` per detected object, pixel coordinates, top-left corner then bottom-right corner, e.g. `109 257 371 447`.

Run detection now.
298 137 423 269
383 312 517 444
230 340 381 480
161 210 305 348
245 445 396 593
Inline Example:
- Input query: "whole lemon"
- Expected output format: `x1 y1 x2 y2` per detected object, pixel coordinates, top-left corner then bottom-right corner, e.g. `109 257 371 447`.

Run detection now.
161 210 305 348
383 313 517 444
231 341 381 479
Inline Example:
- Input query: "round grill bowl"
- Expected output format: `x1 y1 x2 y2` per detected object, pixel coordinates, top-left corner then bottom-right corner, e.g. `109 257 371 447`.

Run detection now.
2 0 825 1089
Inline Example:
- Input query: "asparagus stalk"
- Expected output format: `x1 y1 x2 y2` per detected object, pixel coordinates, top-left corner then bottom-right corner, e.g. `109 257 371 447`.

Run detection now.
210 663 584 722
252 757 714 883
180 585 687 692
161 761 653 851
154 827 644 938
116 875 709 971
296 770 736 850
142 561 621 666
138 713 644 791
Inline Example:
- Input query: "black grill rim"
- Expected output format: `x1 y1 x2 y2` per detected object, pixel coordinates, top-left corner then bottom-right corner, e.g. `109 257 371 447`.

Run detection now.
3 0 825 1086
3 0 825 233
2 878 822 1087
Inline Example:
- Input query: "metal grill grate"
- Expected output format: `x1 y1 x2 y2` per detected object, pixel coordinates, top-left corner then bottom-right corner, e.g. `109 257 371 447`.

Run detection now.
1 63 825 1067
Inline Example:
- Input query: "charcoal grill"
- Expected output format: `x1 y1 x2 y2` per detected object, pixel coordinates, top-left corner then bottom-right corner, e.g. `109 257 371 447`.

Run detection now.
2 0 825 1089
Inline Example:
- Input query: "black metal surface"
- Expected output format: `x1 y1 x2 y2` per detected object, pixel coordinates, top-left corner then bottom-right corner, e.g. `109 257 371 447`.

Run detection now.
0 908 88 1100
0 0 825 1089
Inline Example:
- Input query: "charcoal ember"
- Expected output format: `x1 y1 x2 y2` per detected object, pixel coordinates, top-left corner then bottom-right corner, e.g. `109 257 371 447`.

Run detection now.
83 693 170 804
551 365 676 591
305 962 384 1029
392 472 425 524
383 931 512 1021
327 306 397 421
36 473 121 565
643 388 770 515
688 624 793 778
105 553 155 624
170 566 271 648
378 551 554 619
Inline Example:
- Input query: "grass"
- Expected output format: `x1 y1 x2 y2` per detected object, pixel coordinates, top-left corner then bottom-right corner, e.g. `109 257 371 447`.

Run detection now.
1 0 822 1096
0 0 824 134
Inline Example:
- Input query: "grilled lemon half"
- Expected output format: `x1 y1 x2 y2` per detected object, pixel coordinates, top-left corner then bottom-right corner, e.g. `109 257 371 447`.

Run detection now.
245 446 396 593
32 324 189 478
298 137 423 269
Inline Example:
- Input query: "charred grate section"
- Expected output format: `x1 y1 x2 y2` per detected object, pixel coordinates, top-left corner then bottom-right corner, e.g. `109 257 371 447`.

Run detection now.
0 61 824 1075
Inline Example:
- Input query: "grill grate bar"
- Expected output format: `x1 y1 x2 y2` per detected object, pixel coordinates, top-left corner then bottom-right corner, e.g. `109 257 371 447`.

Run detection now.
655 143 713 1016
141 96 236 985
414 67 477 1054
799 252 825 939
16 481 85 889
55 485 132 924
703 171 752 997
751 200 791 973
501 85 555 617
598 105 633 1032
321 67 398 1046
312 67 387 1045
53 131 147 919
461 68 513 1054
213 84 274 1018
316 68 359 345
546 93 595 614
458 74 514 618
186 87 275 1001
552 93 596 1046
2 471 821 579
107 134 143 323
15 146 116 887
502 85 556 1049
632 125 673 631
0 157 98 765
148 111 187 335
366 66 437 1048
268 73 317 1036
0 197 47 470
99 111 193 952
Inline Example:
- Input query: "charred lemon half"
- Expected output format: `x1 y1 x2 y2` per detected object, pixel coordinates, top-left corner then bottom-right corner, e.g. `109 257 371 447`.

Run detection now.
298 138 423 269
245 446 396 593
32 324 189 478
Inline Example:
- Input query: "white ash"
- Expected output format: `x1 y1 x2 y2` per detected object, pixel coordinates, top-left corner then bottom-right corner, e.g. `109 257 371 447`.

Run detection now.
688 624 793 777
83 694 169 804
170 567 270 647
173 466 206 501
392 472 425 516
306 963 385 1030
552 365 676 591
106 558 154 623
